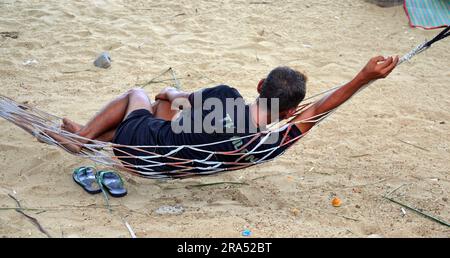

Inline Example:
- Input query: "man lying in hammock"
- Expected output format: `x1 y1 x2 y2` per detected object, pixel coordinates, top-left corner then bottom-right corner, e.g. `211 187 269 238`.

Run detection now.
48 55 398 173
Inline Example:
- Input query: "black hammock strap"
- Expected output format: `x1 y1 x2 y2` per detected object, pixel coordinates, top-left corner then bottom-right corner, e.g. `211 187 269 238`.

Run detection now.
425 26 450 48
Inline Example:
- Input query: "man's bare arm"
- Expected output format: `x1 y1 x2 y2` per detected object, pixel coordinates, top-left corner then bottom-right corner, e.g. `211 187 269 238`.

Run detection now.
293 55 399 134
155 87 190 103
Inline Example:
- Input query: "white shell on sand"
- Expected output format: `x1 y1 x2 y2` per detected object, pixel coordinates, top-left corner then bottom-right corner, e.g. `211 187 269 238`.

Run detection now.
155 205 185 215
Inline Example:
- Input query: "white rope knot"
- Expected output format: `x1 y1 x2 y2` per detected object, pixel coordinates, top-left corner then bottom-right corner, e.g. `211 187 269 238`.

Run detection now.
398 40 429 65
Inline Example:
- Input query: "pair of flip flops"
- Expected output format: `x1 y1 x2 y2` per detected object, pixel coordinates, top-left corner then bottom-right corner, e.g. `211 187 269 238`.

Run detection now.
72 166 127 197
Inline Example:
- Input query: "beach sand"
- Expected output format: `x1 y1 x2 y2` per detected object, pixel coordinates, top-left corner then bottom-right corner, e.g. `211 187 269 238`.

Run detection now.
0 0 449 237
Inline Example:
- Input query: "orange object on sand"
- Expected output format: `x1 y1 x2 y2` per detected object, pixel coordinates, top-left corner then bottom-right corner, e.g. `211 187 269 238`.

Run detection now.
332 197 342 207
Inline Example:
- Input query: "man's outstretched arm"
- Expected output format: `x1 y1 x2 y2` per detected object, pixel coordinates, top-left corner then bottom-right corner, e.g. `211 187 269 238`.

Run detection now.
293 55 399 134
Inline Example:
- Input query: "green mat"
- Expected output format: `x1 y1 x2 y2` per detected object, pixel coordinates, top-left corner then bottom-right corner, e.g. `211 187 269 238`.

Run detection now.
404 0 450 29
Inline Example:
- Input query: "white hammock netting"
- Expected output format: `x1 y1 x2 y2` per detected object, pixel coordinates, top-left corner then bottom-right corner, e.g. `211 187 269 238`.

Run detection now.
0 30 446 179
0 94 320 178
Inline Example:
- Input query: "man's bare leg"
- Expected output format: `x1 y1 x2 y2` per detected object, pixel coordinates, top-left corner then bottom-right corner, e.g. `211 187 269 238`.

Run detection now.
95 129 116 142
77 88 152 140
62 99 179 133
61 99 176 144
46 88 152 153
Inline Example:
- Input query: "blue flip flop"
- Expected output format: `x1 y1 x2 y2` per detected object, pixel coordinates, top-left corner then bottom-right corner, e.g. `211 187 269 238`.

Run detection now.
72 166 102 194
97 170 127 198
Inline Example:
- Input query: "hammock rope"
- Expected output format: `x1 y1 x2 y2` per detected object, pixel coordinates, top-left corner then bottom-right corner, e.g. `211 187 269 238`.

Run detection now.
1 27 448 179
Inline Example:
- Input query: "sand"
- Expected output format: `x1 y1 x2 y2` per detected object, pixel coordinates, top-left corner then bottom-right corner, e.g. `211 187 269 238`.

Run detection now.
0 0 449 237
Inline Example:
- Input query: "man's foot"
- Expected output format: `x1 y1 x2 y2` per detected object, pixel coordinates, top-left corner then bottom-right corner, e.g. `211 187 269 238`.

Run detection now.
44 130 84 153
61 118 83 133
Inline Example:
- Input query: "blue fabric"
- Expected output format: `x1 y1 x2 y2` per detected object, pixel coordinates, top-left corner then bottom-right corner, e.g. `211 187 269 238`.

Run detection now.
404 0 450 29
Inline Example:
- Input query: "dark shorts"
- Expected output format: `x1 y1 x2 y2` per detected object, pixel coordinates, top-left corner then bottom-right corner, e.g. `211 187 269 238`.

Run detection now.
113 109 163 146
112 109 172 171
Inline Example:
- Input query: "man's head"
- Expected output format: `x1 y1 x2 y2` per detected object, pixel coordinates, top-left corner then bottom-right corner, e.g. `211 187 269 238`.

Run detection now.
257 66 307 119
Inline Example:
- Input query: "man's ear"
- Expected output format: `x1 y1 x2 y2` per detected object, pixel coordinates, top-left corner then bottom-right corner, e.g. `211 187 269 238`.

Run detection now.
257 78 265 94
289 107 297 117
281 107 297 119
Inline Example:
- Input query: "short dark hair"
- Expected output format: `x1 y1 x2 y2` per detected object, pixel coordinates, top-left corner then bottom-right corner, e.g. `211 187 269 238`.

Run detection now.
258 66 307 112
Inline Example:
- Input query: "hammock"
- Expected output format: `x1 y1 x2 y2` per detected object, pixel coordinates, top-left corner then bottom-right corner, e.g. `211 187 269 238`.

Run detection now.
1 27 448 179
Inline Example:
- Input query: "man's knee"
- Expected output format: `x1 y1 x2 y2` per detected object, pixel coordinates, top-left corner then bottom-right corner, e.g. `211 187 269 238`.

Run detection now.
127 87 146 96
127 88 151 103
124 87 152 115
